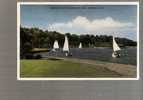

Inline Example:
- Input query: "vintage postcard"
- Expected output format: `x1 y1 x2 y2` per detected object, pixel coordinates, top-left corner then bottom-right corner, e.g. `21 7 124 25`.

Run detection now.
17 2 139 80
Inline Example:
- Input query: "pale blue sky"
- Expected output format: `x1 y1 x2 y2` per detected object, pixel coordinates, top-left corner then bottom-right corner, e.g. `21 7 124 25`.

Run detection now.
20 5 137 41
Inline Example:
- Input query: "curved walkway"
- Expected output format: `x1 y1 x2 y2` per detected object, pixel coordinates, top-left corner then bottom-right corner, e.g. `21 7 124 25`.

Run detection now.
44 56 136 77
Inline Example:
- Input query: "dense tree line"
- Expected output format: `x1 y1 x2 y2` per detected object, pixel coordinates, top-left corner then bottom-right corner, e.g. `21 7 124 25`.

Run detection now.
20 27 137 58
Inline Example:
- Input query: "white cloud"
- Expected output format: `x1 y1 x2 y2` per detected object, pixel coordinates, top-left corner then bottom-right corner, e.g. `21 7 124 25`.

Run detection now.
48 16 136 39
72 16 133 31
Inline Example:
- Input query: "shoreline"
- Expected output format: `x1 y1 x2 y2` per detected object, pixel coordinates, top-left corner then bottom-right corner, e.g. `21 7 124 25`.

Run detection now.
44 56 136 77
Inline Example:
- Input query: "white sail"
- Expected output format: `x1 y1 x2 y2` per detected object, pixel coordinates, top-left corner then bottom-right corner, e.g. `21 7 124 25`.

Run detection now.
53 40 59 49
63 36 69 52
79 42 82 48
113 36 121 51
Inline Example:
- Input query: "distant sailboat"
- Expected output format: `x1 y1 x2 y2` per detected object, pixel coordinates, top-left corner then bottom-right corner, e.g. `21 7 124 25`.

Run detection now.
63 36 69 52
112 36 121 58
63 36 72 56
79 42 82 48
52 40 59 51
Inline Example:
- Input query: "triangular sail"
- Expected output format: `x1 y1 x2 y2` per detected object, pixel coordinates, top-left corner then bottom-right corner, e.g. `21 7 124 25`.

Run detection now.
113 36 121 51
53 40 59 49
79 42 82 48
63 36 69 52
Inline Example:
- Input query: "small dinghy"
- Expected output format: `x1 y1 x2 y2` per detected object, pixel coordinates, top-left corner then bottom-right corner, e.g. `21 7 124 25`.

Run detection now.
79 42 82 48
63 36 72 56
52 40 59 52
112 36 121 58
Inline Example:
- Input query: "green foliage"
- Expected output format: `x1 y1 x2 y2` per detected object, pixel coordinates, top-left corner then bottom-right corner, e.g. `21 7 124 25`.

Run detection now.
20 27 32 58
20 26 137 54
20 59 121 77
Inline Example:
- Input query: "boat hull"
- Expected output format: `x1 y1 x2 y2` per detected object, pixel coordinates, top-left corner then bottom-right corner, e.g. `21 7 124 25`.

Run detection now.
112 52 120 58
65 52 72 57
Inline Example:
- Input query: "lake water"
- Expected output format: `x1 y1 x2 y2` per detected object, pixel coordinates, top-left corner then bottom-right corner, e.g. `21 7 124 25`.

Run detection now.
37 47 137 65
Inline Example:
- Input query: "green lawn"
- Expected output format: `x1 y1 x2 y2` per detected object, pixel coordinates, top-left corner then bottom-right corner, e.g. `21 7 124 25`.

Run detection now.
20 59 122 78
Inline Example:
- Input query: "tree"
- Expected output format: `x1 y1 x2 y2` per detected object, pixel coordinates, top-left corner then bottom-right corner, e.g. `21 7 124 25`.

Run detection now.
20 27 33 58
20 26 137 54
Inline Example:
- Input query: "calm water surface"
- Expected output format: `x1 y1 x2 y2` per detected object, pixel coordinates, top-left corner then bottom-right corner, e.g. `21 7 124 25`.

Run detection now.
38 47 137 65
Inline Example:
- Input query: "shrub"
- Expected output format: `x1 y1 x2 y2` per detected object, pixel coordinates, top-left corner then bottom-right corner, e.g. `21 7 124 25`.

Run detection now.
35 54 42 59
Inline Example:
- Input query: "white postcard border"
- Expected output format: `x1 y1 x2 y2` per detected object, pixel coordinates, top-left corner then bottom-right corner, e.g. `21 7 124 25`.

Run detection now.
17 2 139 81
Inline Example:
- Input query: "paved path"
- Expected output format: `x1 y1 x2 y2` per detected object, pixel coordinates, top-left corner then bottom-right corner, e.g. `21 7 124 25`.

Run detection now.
45 56 136 77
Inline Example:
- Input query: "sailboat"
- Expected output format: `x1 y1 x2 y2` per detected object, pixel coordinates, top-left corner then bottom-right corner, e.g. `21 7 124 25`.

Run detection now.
52 40 59 51
112 36 121 58
63 36 72 56
79 42 82 48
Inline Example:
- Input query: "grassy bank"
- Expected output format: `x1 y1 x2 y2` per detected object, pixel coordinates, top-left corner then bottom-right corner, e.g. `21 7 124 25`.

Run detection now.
20 59 122 78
